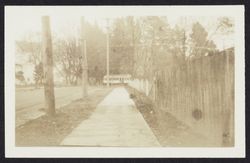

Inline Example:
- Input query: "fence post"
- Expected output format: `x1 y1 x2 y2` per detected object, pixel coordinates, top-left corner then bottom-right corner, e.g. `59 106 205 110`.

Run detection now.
222 52 234 146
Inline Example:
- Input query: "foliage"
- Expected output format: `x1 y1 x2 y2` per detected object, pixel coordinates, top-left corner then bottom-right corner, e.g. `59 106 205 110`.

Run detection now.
15 16 233 86
109 17 139 74
132 16 188 78
53 37 81 85
53 22 107 85
217 17 234 34
15 32 42 65
189 22 217 57
33 62 44 86
85 22 106 81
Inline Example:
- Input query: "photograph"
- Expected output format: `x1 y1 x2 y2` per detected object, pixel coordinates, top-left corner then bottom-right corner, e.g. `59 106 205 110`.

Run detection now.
4 5 245 158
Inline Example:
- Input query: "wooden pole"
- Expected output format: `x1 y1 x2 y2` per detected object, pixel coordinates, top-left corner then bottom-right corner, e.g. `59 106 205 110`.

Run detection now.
41 16 55 116
106 19 110 87
81 17 88 98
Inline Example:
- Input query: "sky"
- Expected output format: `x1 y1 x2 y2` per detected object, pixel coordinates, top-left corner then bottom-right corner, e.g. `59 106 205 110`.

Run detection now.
6 6 235 50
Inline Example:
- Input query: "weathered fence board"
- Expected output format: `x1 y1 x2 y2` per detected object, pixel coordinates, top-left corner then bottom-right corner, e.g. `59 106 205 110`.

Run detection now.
129 50 234 146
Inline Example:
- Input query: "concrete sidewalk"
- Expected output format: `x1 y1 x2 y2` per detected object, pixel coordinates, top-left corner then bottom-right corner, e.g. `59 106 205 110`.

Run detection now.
60 87 160 147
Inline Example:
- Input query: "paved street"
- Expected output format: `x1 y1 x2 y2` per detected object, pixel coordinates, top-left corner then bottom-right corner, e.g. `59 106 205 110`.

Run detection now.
61 87 160 147
15 86 103 127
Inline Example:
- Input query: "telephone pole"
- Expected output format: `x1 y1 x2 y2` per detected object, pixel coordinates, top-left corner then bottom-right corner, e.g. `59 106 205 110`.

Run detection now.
81 17 88 98
41 16 55 116
106 19 110 87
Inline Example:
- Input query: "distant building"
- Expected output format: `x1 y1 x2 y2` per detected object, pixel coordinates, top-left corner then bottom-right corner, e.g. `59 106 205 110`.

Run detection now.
15 64 26 86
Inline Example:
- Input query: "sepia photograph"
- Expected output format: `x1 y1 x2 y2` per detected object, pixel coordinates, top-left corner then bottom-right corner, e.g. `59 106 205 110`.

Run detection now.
5 5 245 157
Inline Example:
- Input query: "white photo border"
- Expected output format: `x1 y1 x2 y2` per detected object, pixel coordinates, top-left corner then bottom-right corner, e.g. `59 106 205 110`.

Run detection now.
4 5 245 158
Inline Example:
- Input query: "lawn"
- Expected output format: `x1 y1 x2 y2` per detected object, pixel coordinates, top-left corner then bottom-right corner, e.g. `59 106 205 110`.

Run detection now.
16 86 113 146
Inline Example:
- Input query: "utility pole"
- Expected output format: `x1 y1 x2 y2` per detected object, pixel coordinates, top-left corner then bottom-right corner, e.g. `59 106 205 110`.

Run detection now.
41 16 55 117
81 17 88 98
106 19 110 87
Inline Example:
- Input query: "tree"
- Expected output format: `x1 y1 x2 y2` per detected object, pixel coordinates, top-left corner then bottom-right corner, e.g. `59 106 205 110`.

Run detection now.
33 62 44 86
217 17 234 35
16 32 42 66
54 37 82 85
92 66 103 85
53 22 107 86
85 22 106 81
189 22 216 57
109 17 135 74
16 33 43 87
132 16 175 78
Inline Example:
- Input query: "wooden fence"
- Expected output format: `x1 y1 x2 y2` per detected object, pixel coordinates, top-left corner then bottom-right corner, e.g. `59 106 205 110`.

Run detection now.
129 49 234 146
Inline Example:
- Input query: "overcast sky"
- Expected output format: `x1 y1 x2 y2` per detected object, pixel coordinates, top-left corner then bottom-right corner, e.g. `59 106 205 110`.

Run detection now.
6 6 235 50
